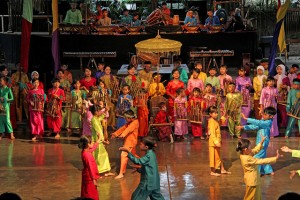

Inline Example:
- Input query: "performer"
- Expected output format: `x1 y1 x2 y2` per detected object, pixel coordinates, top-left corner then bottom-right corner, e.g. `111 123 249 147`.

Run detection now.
285 78 300 138
57 69 71 89
274 64 290 127
184 10 197 26
170 60 188 85
225 82 242 138
253 66 267 119
78 135 100 200
207 106 231 176
123 65 141 88
187 68 204 96
0 76 15 140
116 85 133 128
100 66 117 129
82 100 93 136
161 2 170 16
98 100 110 144
204 9 220 26
288 64 299 86
166 69 185 122
11 64 29 122
90 105 114 177
188 87 205 139
119 137 165 200
61 64 73 84
148 73 166 98
112 110 139 179
281 146 300 179
260 59 269 76
203 84 216 108
120 9 132 25
138 61 153 90
174 88 188 140
218 65 232 91
63 1 82 24
98 9 111 26
236 137 279 200
46 78 65 139
132 13 142 26
205 67 220 90
28 71 44 90
154 102 173 143
193 62 207 83
237 106 277 176
135 89 149 137
259 77 279 138
26 78 45 141
235 67 252 125
94 4 102 22
80 67 97 92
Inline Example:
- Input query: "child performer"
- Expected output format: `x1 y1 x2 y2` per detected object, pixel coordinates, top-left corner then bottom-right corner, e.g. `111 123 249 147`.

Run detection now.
203 84 217 108
82 100 93 136
193 62 207 83
26 78 46 141
99 100 109 144
288 64 299 86
207 106 231 176
135 89 149 137
0 76 15 140
68 80 86 133
148 73 166 99
119 137 165 200
116 85 133 129
237 106 277 176
225 82 242 138
154 102 174 143
80 67 97 92
111 110 139 179
236 137 280 200
253 66 267 119
274 64 291 128
90 105 114 177
218 64 232 92
166 69 185 122
78 135 101 200
235 67 252 125
188 87 205 139
205 67 220 90
123 65 141 88
285 78 300 138
187 68 204 96
95 62 105 80
259 77 279 138
174 88 188 140
281 146 300 179
46 78 65 139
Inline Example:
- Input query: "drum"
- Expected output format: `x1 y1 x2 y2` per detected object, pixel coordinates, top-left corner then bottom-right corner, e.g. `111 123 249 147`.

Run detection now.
174 102 188 121
147 9 162 26
188 100 203 124
173 15 179 25
31 94 44 112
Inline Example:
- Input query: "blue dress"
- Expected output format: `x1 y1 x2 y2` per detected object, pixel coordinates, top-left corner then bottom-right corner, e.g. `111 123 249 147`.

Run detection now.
116 94 132 129
244 118 274 175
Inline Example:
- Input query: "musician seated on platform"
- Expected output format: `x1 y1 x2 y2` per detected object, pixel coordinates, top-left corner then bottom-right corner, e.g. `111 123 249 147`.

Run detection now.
94 4 102 22
120 9 132 25
98 9 111 26
184 10 197 26
204 9 220 26
132 13 142 27
63 1 82 25
161 2 170 16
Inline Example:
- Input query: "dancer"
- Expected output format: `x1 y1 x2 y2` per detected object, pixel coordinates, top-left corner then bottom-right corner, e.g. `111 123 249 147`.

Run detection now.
281 146 300 179
236 137 280 200
174 88 188 140
237 106 277 176
154 102 174 143
119 136 165 200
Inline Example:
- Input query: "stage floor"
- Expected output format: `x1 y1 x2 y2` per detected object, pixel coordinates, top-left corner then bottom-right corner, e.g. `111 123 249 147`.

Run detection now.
0 125 299 200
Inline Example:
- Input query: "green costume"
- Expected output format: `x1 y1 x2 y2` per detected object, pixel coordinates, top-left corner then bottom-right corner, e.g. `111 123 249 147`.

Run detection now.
170 67 188 85
67 90 86 129
128 150 165 200
0 86 14 133
120 15 132 25
225 92 242 137
205 76 220 89
64 9 82 24
91 115 111 173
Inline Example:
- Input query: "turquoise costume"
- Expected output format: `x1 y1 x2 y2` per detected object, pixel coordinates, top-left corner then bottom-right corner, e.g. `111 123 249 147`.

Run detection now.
285 88 300 137
120 15 132 25
128 150 164 200
169 67 188 85
0 86 14 133
244 118 274 175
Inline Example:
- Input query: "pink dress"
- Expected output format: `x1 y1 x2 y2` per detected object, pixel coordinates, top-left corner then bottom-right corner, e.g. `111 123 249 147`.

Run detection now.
218 74 232 90
82 106 93 136
259 86 279 137
166 80 185 122
187 78 204 95
174 96 188 136
27 89 45 135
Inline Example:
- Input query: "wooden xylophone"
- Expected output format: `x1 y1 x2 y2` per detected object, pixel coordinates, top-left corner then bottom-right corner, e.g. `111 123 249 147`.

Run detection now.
63 52 117 58
189 50 234 58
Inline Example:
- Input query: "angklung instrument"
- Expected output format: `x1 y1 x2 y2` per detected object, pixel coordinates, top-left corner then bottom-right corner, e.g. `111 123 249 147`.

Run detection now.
0 101 6 115
46 97 60 118
174 101 188 120
277 87 288 105
188 100 203 124
287 92 300 120
31 94 44 112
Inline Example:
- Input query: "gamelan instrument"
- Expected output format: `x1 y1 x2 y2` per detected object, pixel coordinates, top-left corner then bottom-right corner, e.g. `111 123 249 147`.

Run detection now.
241 88 249 107
129 80 142 99
31 94 45 112
189 50 234 58
137 52 160 66
174 102 188 120
46 98 60 118
0 101 6 115
287 92 300 120
117 97 132 117
134 91 148 107
110 77 121 102
88 87 109 105
188 100 203 124
278 87 288 105
146 9 173 26
63 51 117 58
71 95 83 114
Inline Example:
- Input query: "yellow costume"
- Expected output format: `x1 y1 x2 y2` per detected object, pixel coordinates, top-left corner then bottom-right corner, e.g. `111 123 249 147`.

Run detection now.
208 118 221 169
11 71 29 121
190 72 207 83
253 76 264 119
239 143 276 200
148 82 166 98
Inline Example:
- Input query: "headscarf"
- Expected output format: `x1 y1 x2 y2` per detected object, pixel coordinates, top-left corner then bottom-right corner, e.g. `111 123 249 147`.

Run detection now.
275 64 287 89
31 71 39 79
256 66 267 85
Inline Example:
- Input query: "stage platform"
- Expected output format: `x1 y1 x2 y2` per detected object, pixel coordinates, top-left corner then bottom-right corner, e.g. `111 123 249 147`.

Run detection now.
0 31 257 74
0 125 299 199
117 64 189 75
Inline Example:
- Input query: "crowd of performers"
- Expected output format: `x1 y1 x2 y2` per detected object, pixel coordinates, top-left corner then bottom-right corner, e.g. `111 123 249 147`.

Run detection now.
1 59 300 199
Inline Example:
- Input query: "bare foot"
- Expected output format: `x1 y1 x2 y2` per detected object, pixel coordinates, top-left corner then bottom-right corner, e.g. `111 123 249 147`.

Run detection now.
32 137 37 142
55 134 60 139
270 172 274 176
221 171 231 175
210 172 221 177
104 172 115 177
10 134 15 140
114 174 124 179
285 136 289 139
